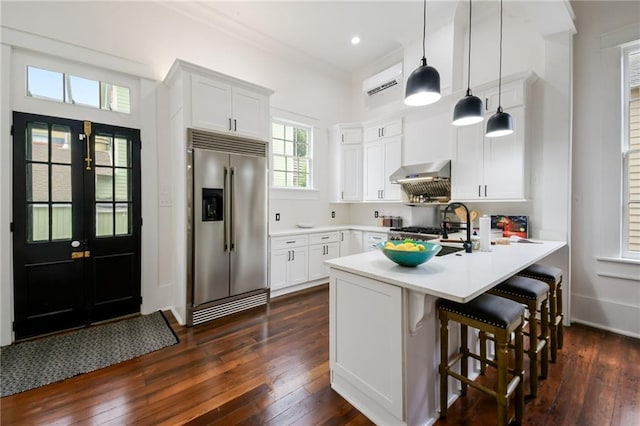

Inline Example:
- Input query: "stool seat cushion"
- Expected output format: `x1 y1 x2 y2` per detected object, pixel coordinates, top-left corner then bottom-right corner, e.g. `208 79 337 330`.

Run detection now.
438 294 524 329
518 263 562 284
492 276 550 300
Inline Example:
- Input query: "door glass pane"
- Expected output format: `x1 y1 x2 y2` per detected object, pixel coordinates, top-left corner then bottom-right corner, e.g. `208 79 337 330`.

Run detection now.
114 169 130 201
28 204 49 242
51 165 71 202
51 125 71 164
67 75 100 108
115 203 130 236
96 203 113 237
26 122 49 162
95 167 113 201
27 66 63 101
114 136 130 167
27 163 49 202
52 204 72 240
95 134 113 166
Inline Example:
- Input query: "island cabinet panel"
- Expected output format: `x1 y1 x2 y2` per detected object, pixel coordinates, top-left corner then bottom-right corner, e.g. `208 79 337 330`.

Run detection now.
330 271 404 423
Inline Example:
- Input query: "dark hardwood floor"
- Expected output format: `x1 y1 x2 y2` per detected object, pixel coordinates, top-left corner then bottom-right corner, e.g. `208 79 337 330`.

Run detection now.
1 285 638 425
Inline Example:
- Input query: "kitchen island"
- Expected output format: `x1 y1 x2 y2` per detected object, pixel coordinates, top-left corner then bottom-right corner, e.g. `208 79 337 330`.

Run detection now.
325 239 565 426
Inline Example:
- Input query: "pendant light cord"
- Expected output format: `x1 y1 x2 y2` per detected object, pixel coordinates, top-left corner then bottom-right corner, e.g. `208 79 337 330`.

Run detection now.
498 0 504 110
422 0 426 60
466 0 472 94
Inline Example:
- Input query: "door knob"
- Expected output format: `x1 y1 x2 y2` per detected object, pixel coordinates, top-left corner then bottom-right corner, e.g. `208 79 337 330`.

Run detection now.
71 240 81 248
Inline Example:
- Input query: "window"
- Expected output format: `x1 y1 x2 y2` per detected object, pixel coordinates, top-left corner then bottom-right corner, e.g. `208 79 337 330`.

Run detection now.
27 66 131 114
271 120 312 188
623 45 640 258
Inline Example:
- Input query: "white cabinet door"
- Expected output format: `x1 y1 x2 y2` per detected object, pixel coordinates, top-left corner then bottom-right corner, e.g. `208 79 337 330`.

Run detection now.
363 142 384 200
364 232 386 251
341 128 363 144
364 119 402 142
350 230 364 254
288 247 308 285
270 249 290 290
339 231 351 256
309 242 340 281
484 107 525 199
232 87 268 140
308 244 325 281
191 74 233 134
383 137 402 201
451 123 484 200
341 145 362 201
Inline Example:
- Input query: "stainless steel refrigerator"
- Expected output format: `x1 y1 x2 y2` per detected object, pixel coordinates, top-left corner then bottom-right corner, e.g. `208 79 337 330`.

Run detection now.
187 129 268 326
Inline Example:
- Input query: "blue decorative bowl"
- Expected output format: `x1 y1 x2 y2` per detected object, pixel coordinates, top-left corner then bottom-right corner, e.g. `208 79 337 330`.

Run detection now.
377 240 442 267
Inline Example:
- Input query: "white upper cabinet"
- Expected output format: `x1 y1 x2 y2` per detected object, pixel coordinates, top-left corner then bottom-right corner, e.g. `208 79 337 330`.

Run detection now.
364 118 402 142
364 136 402 201
341 144 362 201
340 126 363 144
192 75 269 140
165 60 272 142
451 76 533 201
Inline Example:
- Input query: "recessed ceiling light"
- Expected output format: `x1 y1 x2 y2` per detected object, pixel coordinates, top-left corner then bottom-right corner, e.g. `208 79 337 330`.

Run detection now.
351 36 361 45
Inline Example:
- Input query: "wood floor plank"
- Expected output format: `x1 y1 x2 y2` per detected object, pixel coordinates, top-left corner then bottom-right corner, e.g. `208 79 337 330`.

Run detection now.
1 285 637 426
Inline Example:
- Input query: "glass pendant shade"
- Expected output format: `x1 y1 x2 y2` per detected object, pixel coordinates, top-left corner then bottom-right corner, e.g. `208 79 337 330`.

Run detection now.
452 91 484 126
485 107 513 137
404 58 441 106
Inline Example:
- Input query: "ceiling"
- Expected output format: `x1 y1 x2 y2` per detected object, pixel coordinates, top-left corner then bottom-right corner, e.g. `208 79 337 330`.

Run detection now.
174 1 458 74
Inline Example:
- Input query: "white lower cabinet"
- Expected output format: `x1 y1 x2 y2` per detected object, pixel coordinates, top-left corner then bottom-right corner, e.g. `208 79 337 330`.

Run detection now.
339 230 363 256
364 232 386 252
270 236 308 290
308 232 340 281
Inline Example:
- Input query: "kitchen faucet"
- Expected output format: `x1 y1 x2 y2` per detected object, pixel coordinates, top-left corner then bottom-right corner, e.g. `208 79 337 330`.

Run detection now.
441 202 473 253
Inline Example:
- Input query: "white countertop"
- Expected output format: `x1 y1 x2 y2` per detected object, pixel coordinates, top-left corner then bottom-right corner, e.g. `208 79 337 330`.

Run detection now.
270 225 392 237
325 239 566 302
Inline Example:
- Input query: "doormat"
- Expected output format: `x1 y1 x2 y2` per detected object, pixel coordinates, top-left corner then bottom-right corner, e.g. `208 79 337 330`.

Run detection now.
0 311 178 397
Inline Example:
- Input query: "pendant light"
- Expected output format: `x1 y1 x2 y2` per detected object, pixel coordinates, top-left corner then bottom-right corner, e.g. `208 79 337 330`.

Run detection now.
486 0 513 137
452 0 483 126
404 0 441 106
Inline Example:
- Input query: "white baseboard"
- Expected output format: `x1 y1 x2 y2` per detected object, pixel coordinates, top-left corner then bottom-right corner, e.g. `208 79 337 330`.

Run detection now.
571 294 640 338
270 279 327 299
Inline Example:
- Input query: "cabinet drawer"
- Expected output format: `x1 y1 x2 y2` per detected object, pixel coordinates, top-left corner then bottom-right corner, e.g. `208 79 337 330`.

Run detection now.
271 235 309 250
309 232 339 245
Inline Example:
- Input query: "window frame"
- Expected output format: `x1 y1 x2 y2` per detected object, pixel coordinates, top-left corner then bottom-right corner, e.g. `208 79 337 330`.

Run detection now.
270 118 314 191
622 43 640 259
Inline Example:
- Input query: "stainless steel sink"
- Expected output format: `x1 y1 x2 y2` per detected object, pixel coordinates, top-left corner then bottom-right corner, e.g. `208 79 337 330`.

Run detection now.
436 246 465 256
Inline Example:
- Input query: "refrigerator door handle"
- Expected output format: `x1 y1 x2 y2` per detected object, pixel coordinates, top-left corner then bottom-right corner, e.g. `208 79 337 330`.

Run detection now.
223 167 229 252
230 167 235 251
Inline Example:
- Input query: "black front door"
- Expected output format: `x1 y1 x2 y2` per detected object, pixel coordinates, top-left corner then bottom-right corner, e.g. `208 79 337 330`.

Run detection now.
12 112 142 340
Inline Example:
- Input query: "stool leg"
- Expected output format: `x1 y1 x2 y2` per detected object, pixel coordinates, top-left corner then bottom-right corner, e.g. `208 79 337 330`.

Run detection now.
515 321 525 424
479 330 487 375
461 324 468 396
548 284 558 363
496 334 509 426
439 316 449 418
528 302 539 397
556 279 564 349
540 298 549 379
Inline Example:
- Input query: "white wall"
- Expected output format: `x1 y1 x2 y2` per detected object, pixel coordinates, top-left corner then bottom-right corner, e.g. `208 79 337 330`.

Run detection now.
1 1 352 333
571 1 640 338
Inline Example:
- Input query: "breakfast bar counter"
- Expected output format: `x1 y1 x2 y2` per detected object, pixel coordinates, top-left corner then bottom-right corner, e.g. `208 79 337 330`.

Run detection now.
324 240 565 426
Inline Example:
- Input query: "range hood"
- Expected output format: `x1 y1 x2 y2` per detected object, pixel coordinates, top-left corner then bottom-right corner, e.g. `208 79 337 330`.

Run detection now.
390 160 451 203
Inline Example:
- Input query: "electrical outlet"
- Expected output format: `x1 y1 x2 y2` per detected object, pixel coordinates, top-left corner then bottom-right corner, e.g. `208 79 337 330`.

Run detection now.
331 211 335 218
275 213 280 221
374 211 379 218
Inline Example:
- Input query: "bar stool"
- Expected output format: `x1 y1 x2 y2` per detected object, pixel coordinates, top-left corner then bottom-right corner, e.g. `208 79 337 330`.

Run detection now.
517 264 564 362
485 276 550 397
438 294 525 426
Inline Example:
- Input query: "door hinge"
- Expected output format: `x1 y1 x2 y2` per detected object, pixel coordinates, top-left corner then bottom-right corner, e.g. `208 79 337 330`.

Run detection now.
140 217 143 227
10 222 14 232
10 125 14 136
